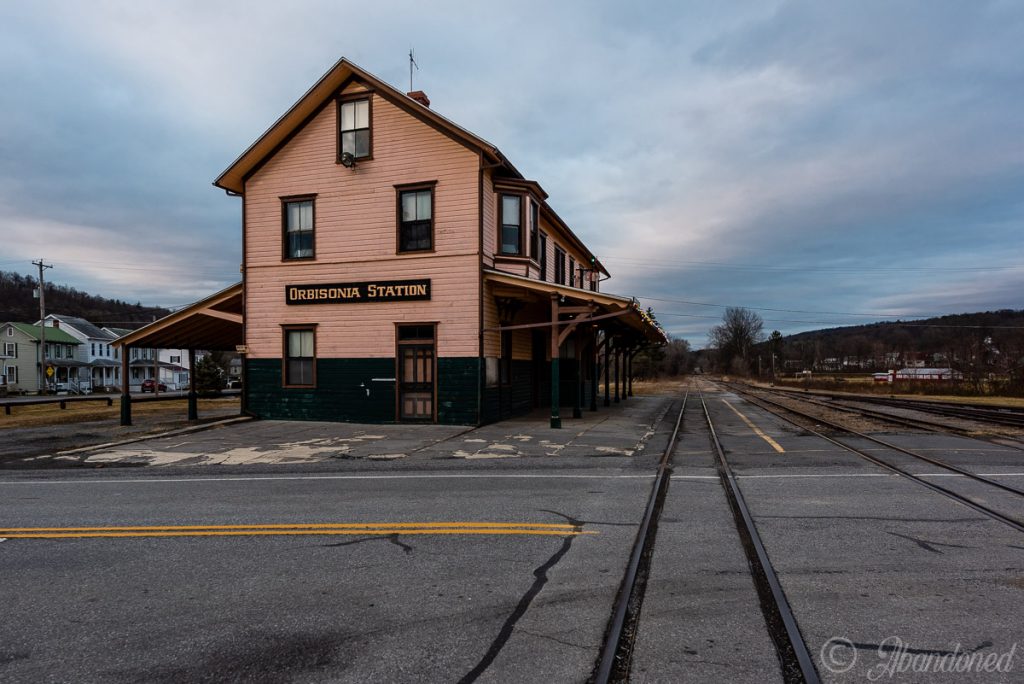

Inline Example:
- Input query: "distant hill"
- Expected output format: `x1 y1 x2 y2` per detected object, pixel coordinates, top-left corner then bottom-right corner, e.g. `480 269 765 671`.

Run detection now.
765 309 1024 374
784 310 1024 346
0 270 170 328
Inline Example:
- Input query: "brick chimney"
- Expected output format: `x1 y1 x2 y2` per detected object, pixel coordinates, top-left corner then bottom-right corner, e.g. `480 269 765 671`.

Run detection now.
407 90 430 108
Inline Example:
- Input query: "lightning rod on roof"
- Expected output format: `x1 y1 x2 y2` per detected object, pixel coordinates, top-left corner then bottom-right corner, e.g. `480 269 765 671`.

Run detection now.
409 48 419 91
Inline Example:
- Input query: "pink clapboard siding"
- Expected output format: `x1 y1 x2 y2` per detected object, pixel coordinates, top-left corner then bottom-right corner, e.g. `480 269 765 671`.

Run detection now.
244 86 481 359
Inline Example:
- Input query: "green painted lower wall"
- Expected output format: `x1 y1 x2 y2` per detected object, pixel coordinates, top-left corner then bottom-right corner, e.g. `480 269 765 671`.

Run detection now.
246 356 590 425
437 357 479 425
248 358 396 423
247 357 481 425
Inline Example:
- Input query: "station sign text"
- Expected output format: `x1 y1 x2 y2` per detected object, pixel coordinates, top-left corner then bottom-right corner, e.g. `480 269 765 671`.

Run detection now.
286 279 431 305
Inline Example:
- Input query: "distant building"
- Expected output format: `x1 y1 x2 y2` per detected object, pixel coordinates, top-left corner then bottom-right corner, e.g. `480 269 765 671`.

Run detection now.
0 322 83 393
893 368 961 381
104 326 193 391
40 314 120 392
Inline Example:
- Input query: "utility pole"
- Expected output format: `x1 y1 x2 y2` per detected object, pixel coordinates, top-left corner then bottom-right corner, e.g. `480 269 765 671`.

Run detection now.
32 259 53 393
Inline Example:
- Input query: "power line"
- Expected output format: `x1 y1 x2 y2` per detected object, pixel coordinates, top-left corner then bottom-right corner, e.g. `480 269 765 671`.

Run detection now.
653 310 1024 329
600 255 1024 273
637 295 965 319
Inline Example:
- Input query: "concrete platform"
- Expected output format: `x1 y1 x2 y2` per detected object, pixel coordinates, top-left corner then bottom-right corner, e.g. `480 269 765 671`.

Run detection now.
17 393 673 470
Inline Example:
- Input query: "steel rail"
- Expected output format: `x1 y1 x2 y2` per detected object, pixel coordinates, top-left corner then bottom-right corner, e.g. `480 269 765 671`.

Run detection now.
719 383 1024 536
857 397 1024 428
729 384 1024 500
728 382 1024 452
592 392 686 684
699 388 821 684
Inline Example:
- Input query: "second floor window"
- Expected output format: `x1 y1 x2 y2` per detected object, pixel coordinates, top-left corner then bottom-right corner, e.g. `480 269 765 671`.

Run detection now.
283 198 315 259
340 98 371 159
555 247 566 285
398 186 434 252
539 232 548 281
569 257 576 287
500 194 521 255
529 201 539 260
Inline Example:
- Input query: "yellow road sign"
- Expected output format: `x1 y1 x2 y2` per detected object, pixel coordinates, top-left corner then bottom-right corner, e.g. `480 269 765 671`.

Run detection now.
45 365 54 378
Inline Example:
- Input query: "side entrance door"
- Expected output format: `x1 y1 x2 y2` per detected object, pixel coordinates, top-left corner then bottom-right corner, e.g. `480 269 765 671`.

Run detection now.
397 325 435 422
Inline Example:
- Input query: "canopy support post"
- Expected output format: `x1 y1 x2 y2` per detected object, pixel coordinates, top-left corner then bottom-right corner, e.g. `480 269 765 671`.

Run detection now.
119 346 131 426
187 348 198 421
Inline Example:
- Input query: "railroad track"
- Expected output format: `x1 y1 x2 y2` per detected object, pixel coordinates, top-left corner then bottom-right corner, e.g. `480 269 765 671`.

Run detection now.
847 395 1024 428
764 386 1024 429
592 392 685 683
719 381 1024 536
698 386 820 684
593 385 821 683
726 381 1024 451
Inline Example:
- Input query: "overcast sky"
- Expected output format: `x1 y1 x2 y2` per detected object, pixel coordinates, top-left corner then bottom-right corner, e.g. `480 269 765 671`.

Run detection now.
1 1 1021 346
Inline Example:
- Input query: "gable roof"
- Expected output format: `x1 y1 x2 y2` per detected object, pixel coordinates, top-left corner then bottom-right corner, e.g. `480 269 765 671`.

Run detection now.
214 58 522 194
8 323 83 345
45 314 116 341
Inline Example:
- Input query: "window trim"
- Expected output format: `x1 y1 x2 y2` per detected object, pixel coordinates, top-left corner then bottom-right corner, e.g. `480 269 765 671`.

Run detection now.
394 180 438 254
529 200 539 261
498 192 525 256
281 194 317 262
539 231 548 281
554 246 567 285
336 92 374 162
281 324 318 389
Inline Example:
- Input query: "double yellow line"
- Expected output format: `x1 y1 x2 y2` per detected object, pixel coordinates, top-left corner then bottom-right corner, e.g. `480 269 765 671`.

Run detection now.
0 522 593 540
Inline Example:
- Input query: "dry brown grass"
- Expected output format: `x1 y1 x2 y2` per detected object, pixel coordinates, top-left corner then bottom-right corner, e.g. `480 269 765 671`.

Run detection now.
1 397 240 429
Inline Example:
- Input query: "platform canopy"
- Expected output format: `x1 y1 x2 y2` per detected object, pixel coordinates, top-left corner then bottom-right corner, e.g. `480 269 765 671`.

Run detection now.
111 283 243 352
483 270 666 344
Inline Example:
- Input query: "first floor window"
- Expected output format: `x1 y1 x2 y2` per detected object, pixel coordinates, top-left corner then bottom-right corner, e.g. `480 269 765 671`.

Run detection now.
6 366 16 383
500 194 522 255
285 328 315 387
399 187 433 251
283 197 315 259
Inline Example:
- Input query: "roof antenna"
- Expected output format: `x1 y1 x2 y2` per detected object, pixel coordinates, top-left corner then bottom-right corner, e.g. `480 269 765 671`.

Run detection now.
409 48 418 91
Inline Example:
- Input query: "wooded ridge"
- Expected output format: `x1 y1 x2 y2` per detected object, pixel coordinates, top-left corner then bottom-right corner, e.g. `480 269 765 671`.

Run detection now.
0 270 170 328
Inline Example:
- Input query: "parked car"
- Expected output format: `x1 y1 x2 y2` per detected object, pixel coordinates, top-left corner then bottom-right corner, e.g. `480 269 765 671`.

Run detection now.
140 379 168 393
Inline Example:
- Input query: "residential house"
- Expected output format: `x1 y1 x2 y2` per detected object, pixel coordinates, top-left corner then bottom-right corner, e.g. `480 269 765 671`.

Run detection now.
0 322 83 393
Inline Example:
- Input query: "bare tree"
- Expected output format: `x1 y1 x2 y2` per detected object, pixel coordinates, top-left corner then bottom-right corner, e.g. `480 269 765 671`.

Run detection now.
709 307 765 374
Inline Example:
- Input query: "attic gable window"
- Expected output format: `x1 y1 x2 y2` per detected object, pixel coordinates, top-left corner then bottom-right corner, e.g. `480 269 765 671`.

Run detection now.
339 97 371 161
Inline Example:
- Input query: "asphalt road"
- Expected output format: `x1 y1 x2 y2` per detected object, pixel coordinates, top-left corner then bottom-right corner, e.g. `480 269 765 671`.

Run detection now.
5 383 1024 683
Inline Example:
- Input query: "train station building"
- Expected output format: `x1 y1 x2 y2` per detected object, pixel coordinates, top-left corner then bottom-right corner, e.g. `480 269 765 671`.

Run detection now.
115 58 664 427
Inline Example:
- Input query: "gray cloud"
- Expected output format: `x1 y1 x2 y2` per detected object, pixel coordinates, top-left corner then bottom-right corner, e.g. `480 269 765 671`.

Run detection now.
0 0 1021 345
